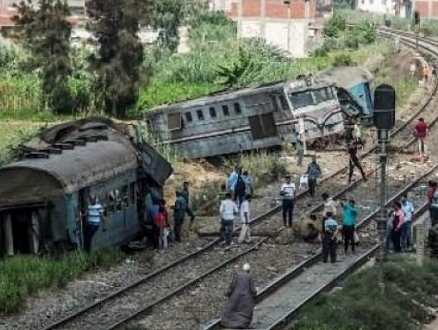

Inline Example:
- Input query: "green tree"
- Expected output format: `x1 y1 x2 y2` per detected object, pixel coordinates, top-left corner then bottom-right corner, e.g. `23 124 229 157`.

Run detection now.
150 0 183 54
12 0 72 114
86 0 147 118
322 13 347 38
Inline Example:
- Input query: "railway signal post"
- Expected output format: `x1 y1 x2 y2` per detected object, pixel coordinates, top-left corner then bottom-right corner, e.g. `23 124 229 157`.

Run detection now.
373 84 396 294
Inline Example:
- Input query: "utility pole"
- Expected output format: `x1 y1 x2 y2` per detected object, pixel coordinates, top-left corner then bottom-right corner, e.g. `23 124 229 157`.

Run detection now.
373 84 396 295
414 10 420 50
284 1 291 53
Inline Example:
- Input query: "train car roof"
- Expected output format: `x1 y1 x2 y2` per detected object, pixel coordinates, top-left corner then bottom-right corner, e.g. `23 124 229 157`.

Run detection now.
0 139 138 205
144 76 335 116
319 66 373 89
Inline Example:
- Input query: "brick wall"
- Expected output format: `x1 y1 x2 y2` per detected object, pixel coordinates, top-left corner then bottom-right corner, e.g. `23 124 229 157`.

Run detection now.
229 0 317 20
413 0 438 19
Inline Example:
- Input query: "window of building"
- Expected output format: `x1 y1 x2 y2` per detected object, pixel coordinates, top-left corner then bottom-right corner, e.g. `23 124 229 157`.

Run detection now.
222 105 230 116
185 112 193 123
209 107 217 118
234 102 242 114
196 109 204 120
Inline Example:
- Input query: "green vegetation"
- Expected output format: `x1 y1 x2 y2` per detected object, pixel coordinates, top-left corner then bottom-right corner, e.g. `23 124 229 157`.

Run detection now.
0 248 124 314
292 259 438 330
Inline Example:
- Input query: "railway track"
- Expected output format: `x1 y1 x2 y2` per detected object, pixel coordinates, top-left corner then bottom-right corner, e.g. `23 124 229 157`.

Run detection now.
37 28 438 330
201 166 436 330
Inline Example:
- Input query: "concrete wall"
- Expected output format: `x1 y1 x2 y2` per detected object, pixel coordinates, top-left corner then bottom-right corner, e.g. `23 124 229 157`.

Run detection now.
357 0 410 17
239 18 310 57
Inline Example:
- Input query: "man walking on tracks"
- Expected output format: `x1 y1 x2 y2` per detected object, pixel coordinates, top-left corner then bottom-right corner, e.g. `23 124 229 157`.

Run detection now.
280 175 296 228
306 155 322 198
341 199 358 255
346 130 367 184
173 190 187 242
238 194 252 244
221 263 257 329
413 118 428 157
181 181 195 228
322 212 339 264
401 194 414 251
220 192 238 246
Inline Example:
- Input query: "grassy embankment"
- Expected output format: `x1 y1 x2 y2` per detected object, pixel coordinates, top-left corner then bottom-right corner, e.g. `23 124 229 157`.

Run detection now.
291 259 438 330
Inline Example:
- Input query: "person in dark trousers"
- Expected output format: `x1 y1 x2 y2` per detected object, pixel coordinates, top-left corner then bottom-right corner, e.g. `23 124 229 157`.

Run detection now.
427 181 438 226
292 130 304 166
341 199 358 254
346 125 367 184
173 190 187 242
391 201 404 252
234 171 247 209
280 175 296 227
84 195 105 252
181 181 195 225
306 155 322 197
322 212 339 264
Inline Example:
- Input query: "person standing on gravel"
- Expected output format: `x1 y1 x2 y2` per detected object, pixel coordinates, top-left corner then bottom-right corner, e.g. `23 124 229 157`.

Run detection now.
221 263 257 329
220 192 238 246
322 212 339 264
346 130 367 184
401 194 414 251
322 193 339 217
341 199 358 255
181 181 195 228
306 155 322 198
173 190 187 242
428 181 438 226
238 194 252 244
413 118 428 156
280 174 296 228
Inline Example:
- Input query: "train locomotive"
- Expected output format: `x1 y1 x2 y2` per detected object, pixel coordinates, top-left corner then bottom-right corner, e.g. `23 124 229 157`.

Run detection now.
0 118 172 256
143 66 374 159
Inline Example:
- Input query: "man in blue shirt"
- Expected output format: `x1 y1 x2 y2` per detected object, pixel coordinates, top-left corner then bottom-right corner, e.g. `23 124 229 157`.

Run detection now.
323 212 339 264
84 195 105 252
173 190 187 242
401 194 414 251
341 199 358 255
227 166 239 198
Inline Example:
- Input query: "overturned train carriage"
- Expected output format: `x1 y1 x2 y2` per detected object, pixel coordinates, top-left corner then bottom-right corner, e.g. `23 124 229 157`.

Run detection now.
143 66 373 159
0 118 172 256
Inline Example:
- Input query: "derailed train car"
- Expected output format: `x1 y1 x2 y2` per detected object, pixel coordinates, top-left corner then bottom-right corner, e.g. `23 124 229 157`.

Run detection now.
143 66 374 159
0 118 172 256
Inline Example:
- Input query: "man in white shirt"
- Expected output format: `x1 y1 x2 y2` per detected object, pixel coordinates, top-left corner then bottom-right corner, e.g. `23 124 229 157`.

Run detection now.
238 195 252 244
280 175 296 227
220 192 239 246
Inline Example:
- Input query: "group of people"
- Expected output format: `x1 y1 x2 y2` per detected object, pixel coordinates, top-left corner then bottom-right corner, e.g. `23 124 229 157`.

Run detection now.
386 195 415 253
143 181 195 253
221 167 254 247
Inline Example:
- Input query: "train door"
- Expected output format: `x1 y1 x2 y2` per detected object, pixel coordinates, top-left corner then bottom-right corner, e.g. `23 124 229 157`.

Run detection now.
0 208 42 255
248 113 278 140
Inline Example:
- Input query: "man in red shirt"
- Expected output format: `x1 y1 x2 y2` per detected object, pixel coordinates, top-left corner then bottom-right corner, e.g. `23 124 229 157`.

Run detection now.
413 118 428 156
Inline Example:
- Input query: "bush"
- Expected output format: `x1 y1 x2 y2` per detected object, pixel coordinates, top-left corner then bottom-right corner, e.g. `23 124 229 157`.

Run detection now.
0 248 124 314
292 260 438 330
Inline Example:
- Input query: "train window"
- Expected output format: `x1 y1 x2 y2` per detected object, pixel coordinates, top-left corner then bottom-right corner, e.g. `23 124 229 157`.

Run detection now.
234 103 242 114
196 109 204 120
289 91 314 109
107 191 116 213
313 88 333 103
185 112 193 123
167 113 182 130
222 105 230 116
115 189 122 212
270 96 279 111
278 95 289 111
209 107 217 118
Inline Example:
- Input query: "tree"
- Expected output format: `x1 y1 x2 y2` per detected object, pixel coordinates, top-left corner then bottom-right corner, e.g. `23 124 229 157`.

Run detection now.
86 0 147 118
150 0 183 54
13 0 72 113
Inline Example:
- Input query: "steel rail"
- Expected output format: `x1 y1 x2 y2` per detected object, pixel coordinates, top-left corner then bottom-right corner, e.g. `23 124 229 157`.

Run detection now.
201 166 437 330
264 201 431 330
41 28 438 330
